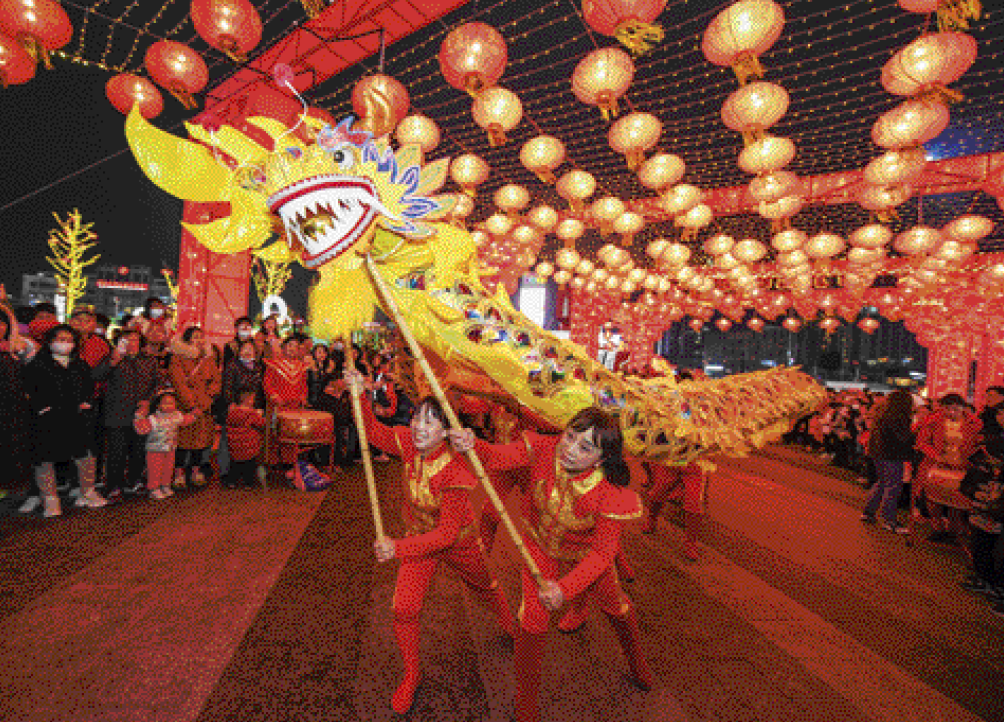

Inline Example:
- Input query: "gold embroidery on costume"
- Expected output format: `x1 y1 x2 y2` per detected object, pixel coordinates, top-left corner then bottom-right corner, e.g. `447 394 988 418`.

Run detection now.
401 447 455 535
528 461 604 561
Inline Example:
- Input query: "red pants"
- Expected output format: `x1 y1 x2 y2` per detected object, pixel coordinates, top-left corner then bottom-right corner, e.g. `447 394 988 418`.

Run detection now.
518 541 631 635
146 450 175 491
645 462 705 514
392 534 501 622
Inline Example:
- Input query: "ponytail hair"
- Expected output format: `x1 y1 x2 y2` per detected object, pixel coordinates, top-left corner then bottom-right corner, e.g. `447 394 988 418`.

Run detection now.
567 406 631 487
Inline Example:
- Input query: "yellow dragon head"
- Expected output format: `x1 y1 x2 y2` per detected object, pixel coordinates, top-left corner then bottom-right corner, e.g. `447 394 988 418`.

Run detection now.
124 105 455 270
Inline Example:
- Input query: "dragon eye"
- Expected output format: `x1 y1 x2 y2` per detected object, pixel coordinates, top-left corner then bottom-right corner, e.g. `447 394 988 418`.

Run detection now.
329 144 355 172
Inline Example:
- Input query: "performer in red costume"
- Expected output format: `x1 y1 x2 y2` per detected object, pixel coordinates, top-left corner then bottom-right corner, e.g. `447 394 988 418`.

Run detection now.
263 336 309 470
640 461 705 560
345 369 517 715
454 407 653 722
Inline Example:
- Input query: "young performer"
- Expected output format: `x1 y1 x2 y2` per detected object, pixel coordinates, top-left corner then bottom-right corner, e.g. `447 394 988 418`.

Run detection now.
454 407 653 722
345 368 516 715
263 336 309 477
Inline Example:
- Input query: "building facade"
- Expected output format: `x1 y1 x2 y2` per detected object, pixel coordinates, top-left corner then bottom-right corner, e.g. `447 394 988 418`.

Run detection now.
21 265 172 320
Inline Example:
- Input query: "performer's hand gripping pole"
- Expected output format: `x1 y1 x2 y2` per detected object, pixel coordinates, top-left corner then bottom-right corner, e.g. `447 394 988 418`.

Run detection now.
363 254 543 586
344 334 385 540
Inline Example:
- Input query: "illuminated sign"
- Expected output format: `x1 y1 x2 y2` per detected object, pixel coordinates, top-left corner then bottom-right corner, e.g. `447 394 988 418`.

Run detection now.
97 281 149 291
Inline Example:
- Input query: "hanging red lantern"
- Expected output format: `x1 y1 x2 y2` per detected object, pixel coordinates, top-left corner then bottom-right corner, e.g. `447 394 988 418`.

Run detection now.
582 0 668 56
0 31 34 87
144 40 208 109
858 318 880 334
688 318 704 332
351 73 410 138
782 317 802 333
105 74 163 119
572 47 635 121
702 0 786 84
0 0 72 70
747 317 765 332
715 318 733 332
190 0 263 63
471 86 522 146
438 22 507 96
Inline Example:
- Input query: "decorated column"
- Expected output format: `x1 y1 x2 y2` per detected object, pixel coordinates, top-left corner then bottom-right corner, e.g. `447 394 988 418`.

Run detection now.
177 201 253 346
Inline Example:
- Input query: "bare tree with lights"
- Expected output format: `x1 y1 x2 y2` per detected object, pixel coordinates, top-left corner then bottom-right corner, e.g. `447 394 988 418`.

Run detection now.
251 256 293 309
46 210 99 318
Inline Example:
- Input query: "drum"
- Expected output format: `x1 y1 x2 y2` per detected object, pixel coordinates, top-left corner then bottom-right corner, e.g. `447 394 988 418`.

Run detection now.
277 409 334 444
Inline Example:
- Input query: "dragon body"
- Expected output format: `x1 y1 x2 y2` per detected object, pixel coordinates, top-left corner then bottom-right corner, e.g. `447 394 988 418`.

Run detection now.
124 107 826 464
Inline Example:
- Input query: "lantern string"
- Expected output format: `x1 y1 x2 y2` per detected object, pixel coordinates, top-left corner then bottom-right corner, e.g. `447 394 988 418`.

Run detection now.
0 121 188 217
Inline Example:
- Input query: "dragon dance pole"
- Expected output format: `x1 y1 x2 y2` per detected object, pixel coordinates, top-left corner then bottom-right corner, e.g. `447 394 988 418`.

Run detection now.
345 334 385 540
363 254 544 586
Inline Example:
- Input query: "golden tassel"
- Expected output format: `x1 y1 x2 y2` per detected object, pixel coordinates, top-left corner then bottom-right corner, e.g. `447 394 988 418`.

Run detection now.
614 19 665 57
300 0 327 19
22 36 53 70
937 0 981 31
731 54 764 86
486 124 506 147
533 170 556 184
597 92 619 122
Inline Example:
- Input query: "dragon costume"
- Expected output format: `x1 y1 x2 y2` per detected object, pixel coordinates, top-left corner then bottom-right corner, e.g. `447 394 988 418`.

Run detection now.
124 106 826 464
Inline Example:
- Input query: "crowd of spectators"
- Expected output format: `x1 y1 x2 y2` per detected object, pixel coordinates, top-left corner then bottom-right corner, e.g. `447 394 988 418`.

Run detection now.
785 384 1004 616
0 300 409 516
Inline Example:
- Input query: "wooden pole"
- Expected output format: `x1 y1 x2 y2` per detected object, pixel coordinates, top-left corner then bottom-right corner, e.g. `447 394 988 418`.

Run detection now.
345 334 385 539
363 254 543 586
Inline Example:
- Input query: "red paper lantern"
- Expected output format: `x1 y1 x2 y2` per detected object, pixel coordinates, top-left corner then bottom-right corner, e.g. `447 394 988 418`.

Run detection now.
0 0 72 69
190 0 263 63
0 31 35 86
582 0 667 55
351 73 410 138
747 317 765 332
688 318 704 332
858 318 880 334
715 318 732 332
438 22 507 95
782 317 802 333
105 74 164 119
144 40 208 109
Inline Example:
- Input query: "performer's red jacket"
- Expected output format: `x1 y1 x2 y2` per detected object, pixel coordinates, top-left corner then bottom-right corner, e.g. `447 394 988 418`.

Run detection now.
361 401 478 558
475 432 642 600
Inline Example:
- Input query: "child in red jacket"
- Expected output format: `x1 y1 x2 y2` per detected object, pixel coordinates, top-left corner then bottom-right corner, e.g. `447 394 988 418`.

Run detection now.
226 390 266 488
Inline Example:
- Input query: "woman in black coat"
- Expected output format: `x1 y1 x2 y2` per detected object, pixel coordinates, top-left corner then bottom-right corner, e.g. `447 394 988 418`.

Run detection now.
23 324 103 517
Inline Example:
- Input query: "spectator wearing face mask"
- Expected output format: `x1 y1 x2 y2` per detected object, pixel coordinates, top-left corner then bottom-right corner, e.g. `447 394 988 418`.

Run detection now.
130 297 173 338
223 316 257 368
22 325 104 517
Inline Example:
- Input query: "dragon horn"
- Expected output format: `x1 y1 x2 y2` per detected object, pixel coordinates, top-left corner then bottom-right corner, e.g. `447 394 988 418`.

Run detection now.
125 105 232 204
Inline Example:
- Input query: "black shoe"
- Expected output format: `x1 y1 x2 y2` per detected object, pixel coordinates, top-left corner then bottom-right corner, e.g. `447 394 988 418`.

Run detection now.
960 576 995 596
927 531 952 543
859 513 877 524
124 483 145 495
105 489 123 503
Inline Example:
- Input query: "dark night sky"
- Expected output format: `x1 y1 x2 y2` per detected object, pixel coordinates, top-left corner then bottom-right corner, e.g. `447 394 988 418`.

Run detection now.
0 60 312 314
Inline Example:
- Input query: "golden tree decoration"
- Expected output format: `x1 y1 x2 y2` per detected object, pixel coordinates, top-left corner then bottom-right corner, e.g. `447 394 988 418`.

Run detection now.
161 267 179 305
300 0 327 18
46 210 99 317
252 256 293 306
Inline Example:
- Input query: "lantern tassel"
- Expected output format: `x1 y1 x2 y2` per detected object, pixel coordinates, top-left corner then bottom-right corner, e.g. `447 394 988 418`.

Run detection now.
486 124 507 147
919 84 964 105
169 88 198 110
219 37 248 64
300 0 327 19
597 92 619 121
22 36 53 70
937 0 981 31
731 54 764 86
534 170 556 184
614 20 665 57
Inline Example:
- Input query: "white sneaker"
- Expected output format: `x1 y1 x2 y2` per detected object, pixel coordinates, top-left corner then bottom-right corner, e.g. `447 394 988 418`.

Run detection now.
18 496 41 514
149 488 167 501
161 485 174 498
75 490 108 509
